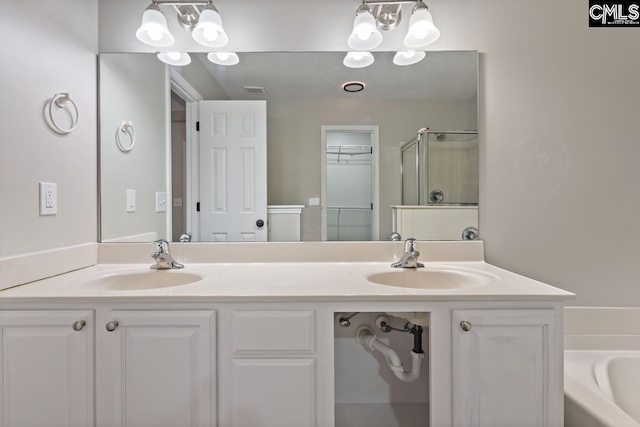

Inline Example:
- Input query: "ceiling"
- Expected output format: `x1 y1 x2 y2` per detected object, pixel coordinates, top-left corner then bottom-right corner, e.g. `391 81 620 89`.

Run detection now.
196 51 477 101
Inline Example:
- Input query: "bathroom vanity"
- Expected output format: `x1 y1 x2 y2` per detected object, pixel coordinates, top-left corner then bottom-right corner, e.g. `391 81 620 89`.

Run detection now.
0 243 573 427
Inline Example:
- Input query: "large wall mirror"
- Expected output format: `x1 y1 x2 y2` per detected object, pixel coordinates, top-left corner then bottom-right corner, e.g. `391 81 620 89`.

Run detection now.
99 51 478 243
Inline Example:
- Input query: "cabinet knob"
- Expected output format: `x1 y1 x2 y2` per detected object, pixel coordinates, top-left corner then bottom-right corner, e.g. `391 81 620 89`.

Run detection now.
105 321 119 332
460 321 472 332
72 320 86 331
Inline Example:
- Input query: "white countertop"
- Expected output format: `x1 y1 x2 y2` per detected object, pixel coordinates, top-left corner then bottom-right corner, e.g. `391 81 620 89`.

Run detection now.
0 261 575 303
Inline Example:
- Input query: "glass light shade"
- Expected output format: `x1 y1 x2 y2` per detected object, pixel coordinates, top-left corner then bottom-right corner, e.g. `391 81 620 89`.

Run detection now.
193 6 229 48
136 5 175 47
393 50 426 66
347 11 383 50
207 52 239 66
343 52 374 68
157 52 192 66
404 9 440 48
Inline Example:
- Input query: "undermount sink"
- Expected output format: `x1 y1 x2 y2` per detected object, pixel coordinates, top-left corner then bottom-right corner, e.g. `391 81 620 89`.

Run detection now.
83 271 203 291
366 268 494 289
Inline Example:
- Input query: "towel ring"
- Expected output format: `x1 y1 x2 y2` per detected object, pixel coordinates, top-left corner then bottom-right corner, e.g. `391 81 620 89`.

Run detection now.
116 121 136 152
48 93 79 135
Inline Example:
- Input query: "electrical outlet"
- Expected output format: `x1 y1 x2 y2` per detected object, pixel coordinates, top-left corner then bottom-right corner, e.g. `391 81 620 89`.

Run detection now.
156 191 167 212
126 189 136 212
173 198 183 207
39 182 57 215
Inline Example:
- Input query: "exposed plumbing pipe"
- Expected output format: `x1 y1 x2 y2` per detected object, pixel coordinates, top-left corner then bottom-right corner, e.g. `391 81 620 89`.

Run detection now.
356 326 424 382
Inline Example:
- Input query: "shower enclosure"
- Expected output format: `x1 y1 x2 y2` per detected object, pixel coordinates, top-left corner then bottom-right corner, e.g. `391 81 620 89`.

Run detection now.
396 130 479 240
401 131 478 206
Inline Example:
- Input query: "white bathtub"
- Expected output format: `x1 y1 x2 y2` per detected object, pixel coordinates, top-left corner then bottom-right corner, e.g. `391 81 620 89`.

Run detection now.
563 307 640 426
565 350 640 427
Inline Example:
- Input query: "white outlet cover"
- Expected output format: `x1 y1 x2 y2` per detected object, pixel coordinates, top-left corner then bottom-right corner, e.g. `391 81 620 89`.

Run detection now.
308 197 320 206
126 189 136 212
173 198 183 207
39 182 57 215
156 191 167 212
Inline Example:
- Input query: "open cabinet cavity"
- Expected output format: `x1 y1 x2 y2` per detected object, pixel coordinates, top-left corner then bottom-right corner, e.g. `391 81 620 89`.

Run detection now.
334 312 430 427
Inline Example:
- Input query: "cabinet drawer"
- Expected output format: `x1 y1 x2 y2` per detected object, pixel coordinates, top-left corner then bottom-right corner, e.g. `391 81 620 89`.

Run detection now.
232 311 314 353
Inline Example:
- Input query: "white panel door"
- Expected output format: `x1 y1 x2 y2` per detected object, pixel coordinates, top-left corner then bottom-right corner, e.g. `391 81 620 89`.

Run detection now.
0 310 93 427
452 310 560 427
200 101 267 242
231 359 315 427
100 310 216 427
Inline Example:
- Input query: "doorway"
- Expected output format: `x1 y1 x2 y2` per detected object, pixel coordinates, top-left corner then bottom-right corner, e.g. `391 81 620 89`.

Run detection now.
321 126 380 241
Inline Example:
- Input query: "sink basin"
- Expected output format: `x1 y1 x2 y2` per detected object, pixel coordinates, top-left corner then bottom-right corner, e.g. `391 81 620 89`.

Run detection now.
83 271 203 291
366 268 494 289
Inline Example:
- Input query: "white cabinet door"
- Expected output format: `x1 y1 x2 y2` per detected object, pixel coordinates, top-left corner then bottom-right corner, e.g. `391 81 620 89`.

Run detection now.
452 310 561 427
199 100 268 242
231 359 315 427
0 310 94 427
99 310 216 427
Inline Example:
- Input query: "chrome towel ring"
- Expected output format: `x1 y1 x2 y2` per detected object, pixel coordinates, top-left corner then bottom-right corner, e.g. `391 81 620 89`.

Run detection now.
47 93 79 135
116 121 136 152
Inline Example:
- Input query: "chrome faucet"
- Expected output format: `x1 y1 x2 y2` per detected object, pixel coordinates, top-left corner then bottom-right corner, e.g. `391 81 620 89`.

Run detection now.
391 238 424 268
150 239 184 270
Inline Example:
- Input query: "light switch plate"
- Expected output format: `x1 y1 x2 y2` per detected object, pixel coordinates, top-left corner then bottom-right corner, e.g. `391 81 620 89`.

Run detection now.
156 191 167 212
126 189 136 212
308 197 320 206
39 182 57 215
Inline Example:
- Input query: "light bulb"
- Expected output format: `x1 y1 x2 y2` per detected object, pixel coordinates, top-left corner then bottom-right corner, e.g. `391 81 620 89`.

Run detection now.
357 28 372 40
203 27 219 41
147 28 163 41
167 52 181 60
217 52 230 60
414 28 429 39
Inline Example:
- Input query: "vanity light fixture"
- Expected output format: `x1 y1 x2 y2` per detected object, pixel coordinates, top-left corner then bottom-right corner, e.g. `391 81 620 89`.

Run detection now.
136 1 229 48
157 52 192 66
207 52 240 66
192 4 229 48
393 50 425 66
404 1 440 48
343 51 375 68
347 4 384 50
136 3 175 47
346 0 440 51
343 81 366 93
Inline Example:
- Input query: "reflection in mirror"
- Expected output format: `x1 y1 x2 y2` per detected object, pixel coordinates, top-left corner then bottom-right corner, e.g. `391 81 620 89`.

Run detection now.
98 51 478 243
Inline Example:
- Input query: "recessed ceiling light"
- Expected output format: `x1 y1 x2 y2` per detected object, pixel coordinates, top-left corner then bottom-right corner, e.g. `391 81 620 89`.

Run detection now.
343 81 365 93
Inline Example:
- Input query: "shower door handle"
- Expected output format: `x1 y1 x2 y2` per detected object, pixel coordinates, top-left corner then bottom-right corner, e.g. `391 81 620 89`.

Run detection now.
256 219 265 228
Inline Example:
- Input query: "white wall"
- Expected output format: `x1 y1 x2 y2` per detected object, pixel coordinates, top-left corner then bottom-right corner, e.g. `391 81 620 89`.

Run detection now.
0 0 98 258
99 0 640 305
173 56 230 100
99 54 168 242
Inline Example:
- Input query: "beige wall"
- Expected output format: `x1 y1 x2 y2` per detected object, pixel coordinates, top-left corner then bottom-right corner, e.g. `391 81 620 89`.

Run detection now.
0 0 98 258
98 0 640 305
99 54 168 242
267 98 472 239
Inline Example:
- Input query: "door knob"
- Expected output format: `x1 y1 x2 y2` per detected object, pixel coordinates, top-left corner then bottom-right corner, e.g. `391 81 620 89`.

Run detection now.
105 321 119 332
72 320 86 331
256 219 265 228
